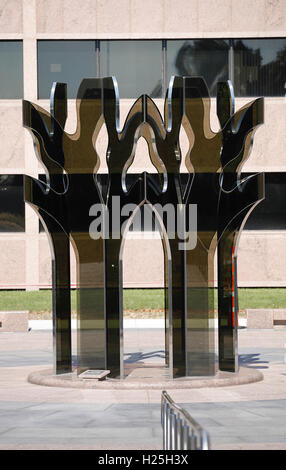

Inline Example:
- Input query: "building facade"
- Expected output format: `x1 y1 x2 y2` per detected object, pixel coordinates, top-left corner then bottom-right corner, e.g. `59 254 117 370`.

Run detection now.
0 0 286 290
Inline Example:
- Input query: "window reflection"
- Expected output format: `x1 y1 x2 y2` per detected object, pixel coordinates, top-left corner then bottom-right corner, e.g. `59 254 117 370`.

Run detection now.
245 173 286 230
101 40 162 98
38 41 97 99
167 39 229 96
234 38 286 96
0 41 23 99
37 39 286 99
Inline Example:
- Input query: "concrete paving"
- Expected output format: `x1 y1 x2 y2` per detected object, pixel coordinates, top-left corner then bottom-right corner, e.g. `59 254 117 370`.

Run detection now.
0 327 286 449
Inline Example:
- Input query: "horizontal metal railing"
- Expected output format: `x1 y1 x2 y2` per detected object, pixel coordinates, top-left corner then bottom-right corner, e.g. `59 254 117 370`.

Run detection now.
161 390 210 450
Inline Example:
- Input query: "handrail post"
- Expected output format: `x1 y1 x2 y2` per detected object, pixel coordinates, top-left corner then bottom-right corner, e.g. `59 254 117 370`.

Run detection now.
163 401 168 450
166 404 171 450
189 429 197 450
182 422 189 450
201 430 210 450
170 410 176 449
161 390 210 451
177 416 183 450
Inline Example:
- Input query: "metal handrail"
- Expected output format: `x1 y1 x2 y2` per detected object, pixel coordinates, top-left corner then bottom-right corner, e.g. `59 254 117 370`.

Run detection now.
161 390 210 450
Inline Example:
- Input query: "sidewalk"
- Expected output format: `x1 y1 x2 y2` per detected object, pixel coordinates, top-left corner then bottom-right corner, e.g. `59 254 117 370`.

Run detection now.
0 327 286 450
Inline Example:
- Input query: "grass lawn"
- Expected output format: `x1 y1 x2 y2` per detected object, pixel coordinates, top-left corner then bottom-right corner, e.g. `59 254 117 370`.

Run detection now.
1 288 286 314
238 288 286 310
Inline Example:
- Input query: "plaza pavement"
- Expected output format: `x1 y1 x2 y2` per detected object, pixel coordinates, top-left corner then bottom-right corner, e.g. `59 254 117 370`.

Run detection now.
0 326 286 450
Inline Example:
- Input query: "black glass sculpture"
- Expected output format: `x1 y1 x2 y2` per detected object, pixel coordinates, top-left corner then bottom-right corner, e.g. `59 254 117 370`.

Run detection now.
23 76 264 378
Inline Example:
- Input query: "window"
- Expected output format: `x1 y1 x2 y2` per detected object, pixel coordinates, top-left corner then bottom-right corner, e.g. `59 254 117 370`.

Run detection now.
245 173 286 230
233 38 286 97
37 39 286 99
0 175 25 232
0 41 23 98
167 39 229 97
100 40 162 98
38 41 97 99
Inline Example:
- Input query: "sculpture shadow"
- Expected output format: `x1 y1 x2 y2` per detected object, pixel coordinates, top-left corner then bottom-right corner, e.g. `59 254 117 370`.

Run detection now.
124 350 166 364
238 353 269 369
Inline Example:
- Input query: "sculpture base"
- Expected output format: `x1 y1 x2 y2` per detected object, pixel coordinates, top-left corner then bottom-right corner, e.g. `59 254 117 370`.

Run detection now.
27 364 263 390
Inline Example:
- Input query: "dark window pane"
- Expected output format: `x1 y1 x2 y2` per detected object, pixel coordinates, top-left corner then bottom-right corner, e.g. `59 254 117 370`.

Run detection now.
0 175 25 231
234 38 286 96
100 40 162 98
245 173 286 230
0 41 23 98
38 41 97 99
167 39 229 96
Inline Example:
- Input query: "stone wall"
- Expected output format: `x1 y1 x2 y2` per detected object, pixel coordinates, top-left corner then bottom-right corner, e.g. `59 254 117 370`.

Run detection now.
0 0 286 289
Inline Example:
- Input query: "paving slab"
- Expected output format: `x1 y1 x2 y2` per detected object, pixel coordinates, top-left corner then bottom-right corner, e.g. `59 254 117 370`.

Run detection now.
0 328 286 450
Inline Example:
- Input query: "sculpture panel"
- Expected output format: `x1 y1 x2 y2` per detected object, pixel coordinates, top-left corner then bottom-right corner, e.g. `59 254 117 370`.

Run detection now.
23 76 264 378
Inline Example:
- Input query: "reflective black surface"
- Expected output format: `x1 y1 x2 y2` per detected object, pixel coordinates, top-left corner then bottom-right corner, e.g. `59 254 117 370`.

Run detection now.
23 75 264 378
24 83 72 374
0 175 25 232
217 81 264 371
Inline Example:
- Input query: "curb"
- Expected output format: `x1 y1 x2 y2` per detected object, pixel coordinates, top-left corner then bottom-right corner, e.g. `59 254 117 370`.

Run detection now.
29 318 248 330
27 365 263 390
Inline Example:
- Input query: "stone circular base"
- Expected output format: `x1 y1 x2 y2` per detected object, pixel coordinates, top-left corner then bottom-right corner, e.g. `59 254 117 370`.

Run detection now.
28 365 263 390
